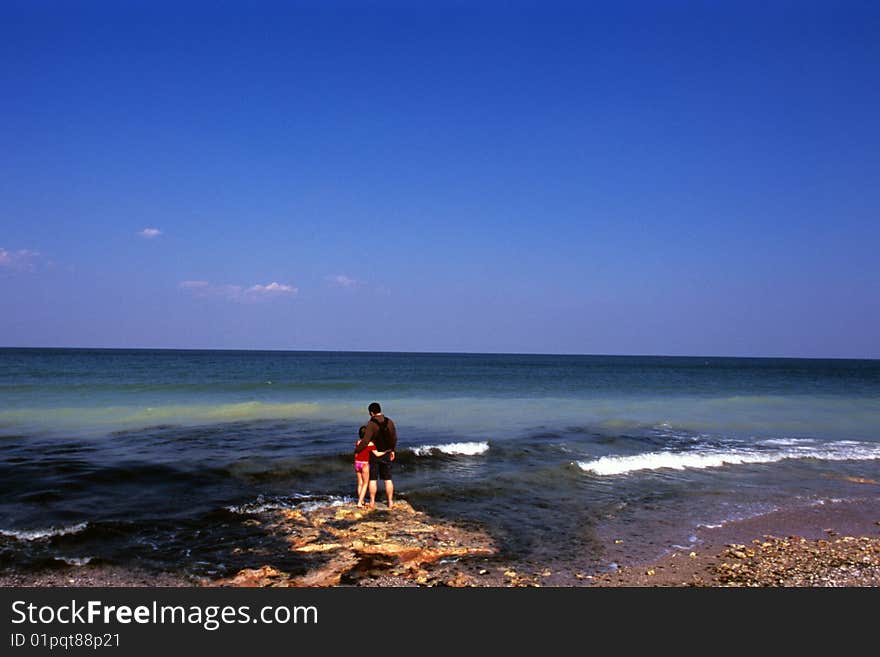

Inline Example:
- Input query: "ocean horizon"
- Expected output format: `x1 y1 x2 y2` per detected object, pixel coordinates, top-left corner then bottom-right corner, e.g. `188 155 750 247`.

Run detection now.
2 345 877 360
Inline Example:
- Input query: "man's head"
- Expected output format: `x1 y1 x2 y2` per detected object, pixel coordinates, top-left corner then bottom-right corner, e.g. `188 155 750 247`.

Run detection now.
368 402 382 416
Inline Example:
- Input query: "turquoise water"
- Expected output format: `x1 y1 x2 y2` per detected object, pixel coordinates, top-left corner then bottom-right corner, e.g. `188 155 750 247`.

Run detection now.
1 348 879 576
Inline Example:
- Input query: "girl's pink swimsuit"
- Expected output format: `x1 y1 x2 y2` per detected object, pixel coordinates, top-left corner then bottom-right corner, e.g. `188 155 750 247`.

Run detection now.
355 444 375 471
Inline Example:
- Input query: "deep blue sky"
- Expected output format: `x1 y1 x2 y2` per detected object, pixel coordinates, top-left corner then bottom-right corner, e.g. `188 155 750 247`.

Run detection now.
2 1 878 357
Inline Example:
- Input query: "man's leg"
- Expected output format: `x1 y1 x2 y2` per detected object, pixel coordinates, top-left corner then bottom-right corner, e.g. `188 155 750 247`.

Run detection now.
367 456 379 508
368 480 377 508
384 479 394 509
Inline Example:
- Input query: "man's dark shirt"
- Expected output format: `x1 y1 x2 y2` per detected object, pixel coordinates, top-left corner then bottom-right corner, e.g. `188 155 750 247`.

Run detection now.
356 415 397 453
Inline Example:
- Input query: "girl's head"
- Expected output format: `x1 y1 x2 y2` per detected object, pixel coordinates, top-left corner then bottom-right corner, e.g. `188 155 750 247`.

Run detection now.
358 425 367 439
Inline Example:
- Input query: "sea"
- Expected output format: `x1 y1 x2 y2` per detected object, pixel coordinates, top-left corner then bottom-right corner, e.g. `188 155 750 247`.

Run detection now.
1 348 879 578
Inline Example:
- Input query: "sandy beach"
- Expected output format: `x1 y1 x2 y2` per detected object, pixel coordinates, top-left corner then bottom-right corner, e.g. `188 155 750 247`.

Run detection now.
3 497 878 588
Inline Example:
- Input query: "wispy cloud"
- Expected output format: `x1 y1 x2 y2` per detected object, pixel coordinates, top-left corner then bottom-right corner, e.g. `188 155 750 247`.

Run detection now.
0 248 41 271
326 274 360 288
138 228 162 239
179 280 298 303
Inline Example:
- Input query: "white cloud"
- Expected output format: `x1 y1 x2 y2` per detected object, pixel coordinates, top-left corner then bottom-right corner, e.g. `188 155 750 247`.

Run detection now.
326 274 360 287
0 248 41 271
179 280 297 303
138 228 162 238
246 282 297 295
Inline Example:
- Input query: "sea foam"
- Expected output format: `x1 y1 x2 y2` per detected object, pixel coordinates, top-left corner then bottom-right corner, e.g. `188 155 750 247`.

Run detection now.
577 442 880 476
0 522 88 542
55 556 93 566
226 494 351 515
412 441 490 456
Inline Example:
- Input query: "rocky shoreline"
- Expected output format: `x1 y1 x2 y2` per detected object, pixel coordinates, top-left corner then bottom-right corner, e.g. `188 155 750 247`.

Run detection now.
2 497 878 587
589 533 880 587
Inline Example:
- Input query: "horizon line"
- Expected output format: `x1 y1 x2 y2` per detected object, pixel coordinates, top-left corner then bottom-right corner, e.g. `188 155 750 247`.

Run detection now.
0 345 877 362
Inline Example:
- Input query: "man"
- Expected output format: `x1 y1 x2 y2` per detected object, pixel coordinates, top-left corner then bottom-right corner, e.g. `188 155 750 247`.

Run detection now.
354 402 398 509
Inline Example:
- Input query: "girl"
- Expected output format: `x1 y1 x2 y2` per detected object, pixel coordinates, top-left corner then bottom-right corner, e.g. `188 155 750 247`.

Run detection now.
354 425 387 508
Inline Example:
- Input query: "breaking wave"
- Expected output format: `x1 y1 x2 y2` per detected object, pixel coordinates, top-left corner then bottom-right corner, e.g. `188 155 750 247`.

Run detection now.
0 522 89 542
411 441 490 456
577 442 880 476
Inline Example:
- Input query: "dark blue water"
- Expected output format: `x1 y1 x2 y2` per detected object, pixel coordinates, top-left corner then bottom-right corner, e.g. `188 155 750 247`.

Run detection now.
1 348 878 577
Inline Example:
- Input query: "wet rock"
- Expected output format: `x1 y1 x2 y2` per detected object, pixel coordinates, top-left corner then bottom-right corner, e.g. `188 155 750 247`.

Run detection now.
217 565 289 587
215 500 495 587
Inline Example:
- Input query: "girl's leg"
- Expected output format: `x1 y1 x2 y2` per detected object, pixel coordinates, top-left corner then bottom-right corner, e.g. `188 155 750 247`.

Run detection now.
356 467 365 507
358 464 370 506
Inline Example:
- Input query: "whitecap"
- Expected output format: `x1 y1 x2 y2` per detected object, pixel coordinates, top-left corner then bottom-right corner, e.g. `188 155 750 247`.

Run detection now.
412 441 489 456
577 442 880 476
0 522 89 542
759 438 816 446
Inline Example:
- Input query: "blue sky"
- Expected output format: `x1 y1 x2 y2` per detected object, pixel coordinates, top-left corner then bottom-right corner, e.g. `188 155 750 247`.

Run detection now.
2 1 878 357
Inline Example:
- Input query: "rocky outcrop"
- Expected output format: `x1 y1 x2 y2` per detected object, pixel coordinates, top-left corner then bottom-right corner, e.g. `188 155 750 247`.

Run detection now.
213 500 496 587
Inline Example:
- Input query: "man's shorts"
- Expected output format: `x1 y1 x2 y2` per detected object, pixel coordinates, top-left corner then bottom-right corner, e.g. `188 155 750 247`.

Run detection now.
369 453 393 481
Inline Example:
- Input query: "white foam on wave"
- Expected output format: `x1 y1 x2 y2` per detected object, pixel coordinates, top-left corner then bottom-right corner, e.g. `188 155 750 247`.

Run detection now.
578 442 880 476
295 497 351 512
55 556 93 566
226 494 351 515
807 497 849 507
0 522 88 542
759 438 816 446
695 504 780 530
226 500 289 514
412 441 489 457
578 451 776 475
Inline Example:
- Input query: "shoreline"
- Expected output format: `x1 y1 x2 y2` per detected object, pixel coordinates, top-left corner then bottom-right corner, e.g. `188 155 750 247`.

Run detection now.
2 497 878 588
590 497 880 586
